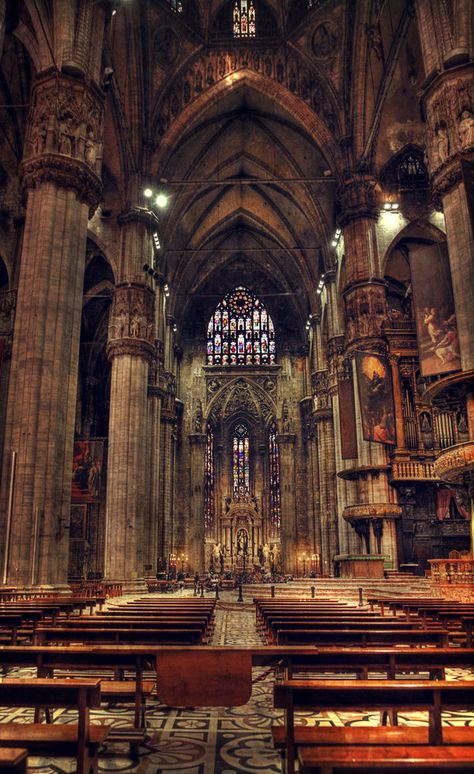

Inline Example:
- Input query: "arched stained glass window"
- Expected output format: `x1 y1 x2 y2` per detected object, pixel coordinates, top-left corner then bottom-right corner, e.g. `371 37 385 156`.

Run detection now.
207 286 276 366
233 0 256 37
233 423 250 496
204 428 215 532
268 420 281 531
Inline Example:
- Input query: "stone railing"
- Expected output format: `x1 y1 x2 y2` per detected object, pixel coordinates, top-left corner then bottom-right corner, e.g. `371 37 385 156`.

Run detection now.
391 460 439 482
428 558 474 585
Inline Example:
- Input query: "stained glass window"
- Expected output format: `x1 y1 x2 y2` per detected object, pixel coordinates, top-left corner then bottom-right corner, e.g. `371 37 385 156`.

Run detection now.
268 420 281 531
233 423 250 496
204 429 215 532
207 286 276 366
233 0 256 37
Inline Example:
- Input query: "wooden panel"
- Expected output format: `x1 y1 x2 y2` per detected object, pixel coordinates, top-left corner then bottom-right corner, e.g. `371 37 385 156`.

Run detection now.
157 649 252 707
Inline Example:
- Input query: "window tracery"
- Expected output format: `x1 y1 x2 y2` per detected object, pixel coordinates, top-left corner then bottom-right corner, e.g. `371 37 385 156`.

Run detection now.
233 0 256 38
206 286 276 366
268 420 281 531
233 423 250 495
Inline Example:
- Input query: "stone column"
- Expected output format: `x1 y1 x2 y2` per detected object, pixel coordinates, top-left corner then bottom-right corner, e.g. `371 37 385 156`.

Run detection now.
159 373 178 571
337 177 399 568
0 73 103 588
189 434 207 572
104 282 155 591
422 66 474 371
277 433 297 573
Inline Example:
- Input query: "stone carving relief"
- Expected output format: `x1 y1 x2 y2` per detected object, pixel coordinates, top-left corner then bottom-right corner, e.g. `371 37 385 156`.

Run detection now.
155 46 339 141
344 284 387 345
208 377 275 422
25 76 103 175
425 74 474 177
336 178 378 226
109 285 154 344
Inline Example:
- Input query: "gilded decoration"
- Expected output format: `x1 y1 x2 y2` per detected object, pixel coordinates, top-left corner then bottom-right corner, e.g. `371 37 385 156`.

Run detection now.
343 503 403 520
434 441 474 484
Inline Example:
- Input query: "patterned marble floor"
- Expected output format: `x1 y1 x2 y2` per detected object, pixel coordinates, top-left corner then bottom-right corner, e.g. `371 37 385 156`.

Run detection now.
1 590 474 773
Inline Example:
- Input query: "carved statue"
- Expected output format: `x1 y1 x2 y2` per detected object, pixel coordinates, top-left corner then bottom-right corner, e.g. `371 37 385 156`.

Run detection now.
194 400 203 432
435 125 449 164
458 110 474 149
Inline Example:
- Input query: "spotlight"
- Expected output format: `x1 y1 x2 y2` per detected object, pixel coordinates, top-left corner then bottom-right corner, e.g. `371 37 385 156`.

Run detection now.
144 188 153 198
155 193 169 209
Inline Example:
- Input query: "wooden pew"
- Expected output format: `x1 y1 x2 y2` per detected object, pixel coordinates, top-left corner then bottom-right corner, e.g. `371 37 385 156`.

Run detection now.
0 749 27 774
0 645 156 736
34 625 204 645
298 744 474 773
274 678 474 774
275 627 450 647
0 678 109 774
265 618 425 644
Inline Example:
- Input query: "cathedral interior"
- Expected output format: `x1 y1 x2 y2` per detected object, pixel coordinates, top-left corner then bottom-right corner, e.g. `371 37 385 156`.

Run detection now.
0 0 473 592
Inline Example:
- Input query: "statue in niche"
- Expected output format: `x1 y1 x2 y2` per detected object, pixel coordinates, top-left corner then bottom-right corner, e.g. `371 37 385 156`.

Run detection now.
194 400 203 432
458 110 474 149
59 116 74 155
130 313 140 338
282 399 290 432
225 495 231 512
84 128 96 166
435 125 449 164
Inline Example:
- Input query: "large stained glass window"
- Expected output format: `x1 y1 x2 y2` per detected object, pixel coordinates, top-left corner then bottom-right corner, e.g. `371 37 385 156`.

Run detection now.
204 429 215 532
233 0 256 38
268 420 281 531
233 424 250 496
207 286 276 366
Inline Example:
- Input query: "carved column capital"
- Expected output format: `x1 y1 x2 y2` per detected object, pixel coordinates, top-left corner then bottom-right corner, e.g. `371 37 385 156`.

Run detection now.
422 65 474 196
336 175 379 227
343 281 388 351
21 73 104 209
107 283 155 363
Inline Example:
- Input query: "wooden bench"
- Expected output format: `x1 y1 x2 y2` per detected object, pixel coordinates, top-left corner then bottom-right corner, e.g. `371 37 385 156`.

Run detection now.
0 749 27 774
0 678 109 774
34 625 204 645
0 645 156 734
274 678 474 774
297 744 474 773
275 628 450 647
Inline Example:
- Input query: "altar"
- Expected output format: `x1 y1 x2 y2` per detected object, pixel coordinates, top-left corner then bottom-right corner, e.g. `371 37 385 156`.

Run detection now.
335 554 386 579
